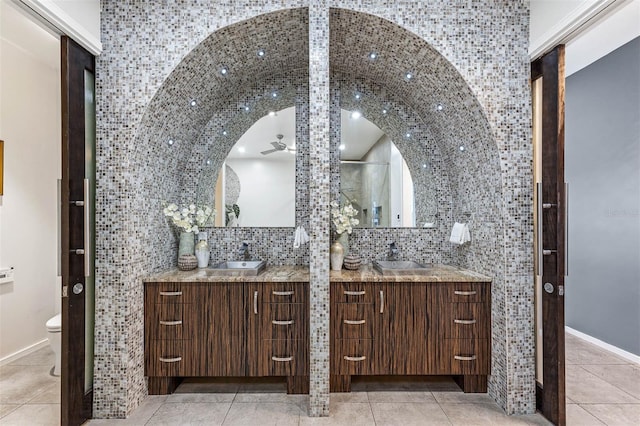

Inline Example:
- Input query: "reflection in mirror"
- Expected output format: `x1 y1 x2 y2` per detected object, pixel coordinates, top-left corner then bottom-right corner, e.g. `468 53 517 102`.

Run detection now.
206 107 296 227
340 109 415 227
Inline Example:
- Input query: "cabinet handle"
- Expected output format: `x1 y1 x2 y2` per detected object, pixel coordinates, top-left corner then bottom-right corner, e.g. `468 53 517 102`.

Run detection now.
272 320 294 325
272 290 294 296
272 356 293 362
454 319 477 325
159 291 182 297
253 291 258 314
344 290 366 296
344 355 366 362
344 319 366 325
159 356 182 363
454 355 477 361
159 320 182 326
454 290 476 296
380 290 384 314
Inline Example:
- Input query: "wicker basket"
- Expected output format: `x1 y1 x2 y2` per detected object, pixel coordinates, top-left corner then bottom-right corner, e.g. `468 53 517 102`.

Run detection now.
178 254 198 271
343 253 362 270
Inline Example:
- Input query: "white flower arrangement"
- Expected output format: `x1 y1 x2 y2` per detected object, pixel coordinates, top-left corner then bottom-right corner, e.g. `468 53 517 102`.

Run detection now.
330 200 359 235
163 203 215 234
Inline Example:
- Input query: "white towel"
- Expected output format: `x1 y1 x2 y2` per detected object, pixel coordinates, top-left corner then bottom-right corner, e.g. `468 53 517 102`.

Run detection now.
450 222 471 245
293 226 309 249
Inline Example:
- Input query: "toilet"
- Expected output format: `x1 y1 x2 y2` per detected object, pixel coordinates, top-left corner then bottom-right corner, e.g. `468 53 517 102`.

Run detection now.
45 314 61 376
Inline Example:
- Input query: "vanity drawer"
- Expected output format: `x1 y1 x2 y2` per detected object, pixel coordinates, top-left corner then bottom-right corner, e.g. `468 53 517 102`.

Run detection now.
146 283 194 304
441 339 490 375
145 339 190 376
260 339 308 376
261 303 307 340
334 303 374 339
332 339 374 375
444 283 489 303
263 283 308 304
443 303 489 339
332 283 375 304
146 303 190 340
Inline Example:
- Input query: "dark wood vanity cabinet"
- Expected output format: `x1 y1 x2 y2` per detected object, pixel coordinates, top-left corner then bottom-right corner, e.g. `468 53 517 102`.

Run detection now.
330 281 491 393
145 281 309 395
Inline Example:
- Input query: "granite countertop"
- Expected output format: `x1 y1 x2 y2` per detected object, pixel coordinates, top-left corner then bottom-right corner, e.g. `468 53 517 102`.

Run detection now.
144 265 310 283
144 264 491 283
330 264 491 282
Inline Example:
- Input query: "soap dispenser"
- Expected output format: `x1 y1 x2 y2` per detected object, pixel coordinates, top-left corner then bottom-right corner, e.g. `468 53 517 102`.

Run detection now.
195 232 210 268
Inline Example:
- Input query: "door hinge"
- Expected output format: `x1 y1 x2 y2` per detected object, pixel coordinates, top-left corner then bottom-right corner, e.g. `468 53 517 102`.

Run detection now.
62 285 68 298
558 285 564 296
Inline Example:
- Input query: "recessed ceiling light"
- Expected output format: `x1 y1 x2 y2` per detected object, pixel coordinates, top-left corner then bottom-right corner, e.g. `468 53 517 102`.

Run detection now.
422 163 427 168
206 159 211 165
368 52 378 60
339 144 346 151
405 132 411 139
354 93 361 100
244 105 250 112
459 145 465 151
268 111 276 117
404 72 413 80
436 103 444 111
222 130 228 136
238 147 246 153
220 67 228 75
257 49 265 57
272 92 278 98
167 139 174 146
350 111 362 119
382 108 388 115
190 99 197 107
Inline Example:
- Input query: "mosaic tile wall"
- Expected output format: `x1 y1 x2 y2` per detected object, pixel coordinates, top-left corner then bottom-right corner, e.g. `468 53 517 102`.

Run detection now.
96 1 532 418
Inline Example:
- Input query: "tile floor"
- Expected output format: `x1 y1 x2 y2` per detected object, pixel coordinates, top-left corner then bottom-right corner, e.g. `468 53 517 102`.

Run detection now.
0 334 637 425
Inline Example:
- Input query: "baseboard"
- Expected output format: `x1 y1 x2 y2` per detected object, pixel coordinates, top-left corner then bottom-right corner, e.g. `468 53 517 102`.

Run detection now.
566 326 640 364
0 339 49 366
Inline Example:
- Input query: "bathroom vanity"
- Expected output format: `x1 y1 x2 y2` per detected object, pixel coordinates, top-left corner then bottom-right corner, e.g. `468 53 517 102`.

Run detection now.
144 266 310 395
143 265 491 395
330 265 491 393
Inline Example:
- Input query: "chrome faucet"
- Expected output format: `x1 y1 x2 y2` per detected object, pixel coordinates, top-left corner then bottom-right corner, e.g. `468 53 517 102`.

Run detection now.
387 242 399 261
239 242 250 260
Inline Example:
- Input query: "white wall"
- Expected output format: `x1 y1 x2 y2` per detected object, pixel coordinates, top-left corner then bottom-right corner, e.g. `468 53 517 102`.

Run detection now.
0 1 61 360
224 158 295 227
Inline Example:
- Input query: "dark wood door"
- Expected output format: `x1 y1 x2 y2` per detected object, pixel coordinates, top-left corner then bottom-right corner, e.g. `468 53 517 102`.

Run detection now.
376 283 428 374
60 36 95 426
531 45 567 426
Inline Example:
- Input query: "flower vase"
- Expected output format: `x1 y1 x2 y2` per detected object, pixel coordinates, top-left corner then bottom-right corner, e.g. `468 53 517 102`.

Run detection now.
330 241 344 271
195 231 210 268
337 232 349 256
178 231 195 257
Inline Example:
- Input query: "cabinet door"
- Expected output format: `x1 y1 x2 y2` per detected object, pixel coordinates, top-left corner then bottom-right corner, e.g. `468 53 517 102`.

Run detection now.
376 283 429 374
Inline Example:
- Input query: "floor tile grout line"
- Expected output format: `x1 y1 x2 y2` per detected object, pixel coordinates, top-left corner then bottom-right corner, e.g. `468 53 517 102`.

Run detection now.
574 364 640 402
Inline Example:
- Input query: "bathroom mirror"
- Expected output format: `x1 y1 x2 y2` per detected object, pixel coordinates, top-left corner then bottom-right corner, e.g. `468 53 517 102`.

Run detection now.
199 107 296 227
340 109 436 228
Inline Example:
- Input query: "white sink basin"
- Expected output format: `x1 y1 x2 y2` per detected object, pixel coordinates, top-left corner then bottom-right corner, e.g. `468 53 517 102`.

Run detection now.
209 260 266 276
372 260 430 276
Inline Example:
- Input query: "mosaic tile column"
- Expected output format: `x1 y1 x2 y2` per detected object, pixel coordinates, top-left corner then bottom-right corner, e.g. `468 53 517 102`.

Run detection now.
308 0 331 417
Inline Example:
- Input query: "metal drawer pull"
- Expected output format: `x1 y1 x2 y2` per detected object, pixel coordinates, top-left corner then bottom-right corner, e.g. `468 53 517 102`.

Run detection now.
344 290 365 296
159 356 182 363
454 355 477 361
272 356 293 362
344 355 366 362
454 319 477 325
272 320 294 325
380 290 384 314
159 320 182 326
454 290 476 296
273 290 294 296
344 319 366 325
253 291 258 314
159 291 182 297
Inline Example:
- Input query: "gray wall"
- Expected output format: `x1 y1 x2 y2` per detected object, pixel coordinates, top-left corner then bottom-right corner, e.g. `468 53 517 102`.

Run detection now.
566 37 640 356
